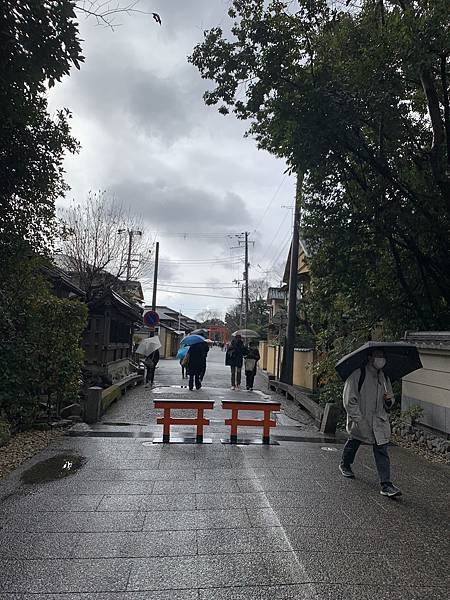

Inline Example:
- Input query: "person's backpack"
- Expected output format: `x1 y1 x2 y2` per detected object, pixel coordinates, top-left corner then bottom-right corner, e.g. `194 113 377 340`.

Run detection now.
244 357 257 372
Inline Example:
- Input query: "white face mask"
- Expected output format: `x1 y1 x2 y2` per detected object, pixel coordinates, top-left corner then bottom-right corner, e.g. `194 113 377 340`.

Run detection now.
373 357 386 370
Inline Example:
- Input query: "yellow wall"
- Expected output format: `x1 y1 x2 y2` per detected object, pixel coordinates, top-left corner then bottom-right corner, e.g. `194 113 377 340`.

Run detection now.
293 349 315 390
259 341 268 370
267 345 277 375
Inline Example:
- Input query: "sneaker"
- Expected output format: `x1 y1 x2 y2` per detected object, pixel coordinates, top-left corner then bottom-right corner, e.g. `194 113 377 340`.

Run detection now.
339 464 355 478
380 483 402 497
231 386 236 390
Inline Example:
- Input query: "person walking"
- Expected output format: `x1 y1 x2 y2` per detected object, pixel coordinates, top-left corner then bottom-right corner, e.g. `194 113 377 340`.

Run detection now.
187 340 209 391
144 348 160 387
225 334 246 390
244 342 260 391
339 349 401 497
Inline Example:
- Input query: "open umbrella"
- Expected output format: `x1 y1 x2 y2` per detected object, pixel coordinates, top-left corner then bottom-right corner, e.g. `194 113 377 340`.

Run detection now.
176 346 189 360
335 341 422 382
136 336 161 356
232 329 259 339
180 334 208 346
190 328 208 337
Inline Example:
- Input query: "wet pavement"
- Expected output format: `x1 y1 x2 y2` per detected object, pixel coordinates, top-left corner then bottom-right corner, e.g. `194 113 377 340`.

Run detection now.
0 348 449 598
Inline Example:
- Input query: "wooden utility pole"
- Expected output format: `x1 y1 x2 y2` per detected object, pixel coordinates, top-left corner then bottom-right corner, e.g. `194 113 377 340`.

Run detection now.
244 231 249 328
239 284 244 327
151 241 159 311
281 172 304 384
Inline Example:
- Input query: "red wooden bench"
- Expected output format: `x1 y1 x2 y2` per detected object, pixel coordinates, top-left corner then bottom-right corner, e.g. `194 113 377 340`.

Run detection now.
221 399 282 444
154 399 214 443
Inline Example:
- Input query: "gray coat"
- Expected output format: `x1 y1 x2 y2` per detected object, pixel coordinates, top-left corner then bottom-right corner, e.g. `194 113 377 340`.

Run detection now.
343 365 394 445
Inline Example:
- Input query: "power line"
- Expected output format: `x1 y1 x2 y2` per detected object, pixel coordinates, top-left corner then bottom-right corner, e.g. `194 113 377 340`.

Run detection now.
157 283 238 289
254 173 287 231
151 288 240 300
259 210 290 265
158 256 244 264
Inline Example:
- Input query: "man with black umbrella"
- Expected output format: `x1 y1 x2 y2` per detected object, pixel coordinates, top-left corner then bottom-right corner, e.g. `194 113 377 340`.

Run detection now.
339 349 402 497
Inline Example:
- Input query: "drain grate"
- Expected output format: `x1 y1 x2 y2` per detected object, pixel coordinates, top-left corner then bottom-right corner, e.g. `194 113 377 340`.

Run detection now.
66 430 344 443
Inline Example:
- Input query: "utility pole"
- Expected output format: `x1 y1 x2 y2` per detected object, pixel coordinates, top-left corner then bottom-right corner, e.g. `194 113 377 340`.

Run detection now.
119 229 142 281
239 284 244 328
151 241 159 311
231 232 253 329
244 231 249 328
281 172 304 384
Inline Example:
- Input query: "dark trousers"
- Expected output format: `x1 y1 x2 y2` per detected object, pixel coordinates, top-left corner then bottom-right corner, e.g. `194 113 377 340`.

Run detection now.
146 366 155 384
341 438 391 484
231 366 241 387
245 370 256 389
189 374 201 390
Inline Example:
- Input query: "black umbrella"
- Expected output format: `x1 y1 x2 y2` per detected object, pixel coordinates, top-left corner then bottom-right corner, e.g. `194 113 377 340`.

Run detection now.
335 341 422 382
190 328 208 337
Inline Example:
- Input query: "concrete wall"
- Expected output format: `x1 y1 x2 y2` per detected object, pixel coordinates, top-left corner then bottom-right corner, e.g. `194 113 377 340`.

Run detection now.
293 349 315 391
402 348 450 435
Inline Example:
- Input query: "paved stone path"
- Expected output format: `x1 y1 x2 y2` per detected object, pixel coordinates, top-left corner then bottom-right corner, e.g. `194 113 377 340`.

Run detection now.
0 348 448 598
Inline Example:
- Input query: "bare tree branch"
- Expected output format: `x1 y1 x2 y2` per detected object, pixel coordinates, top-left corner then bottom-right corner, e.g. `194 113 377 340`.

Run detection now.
74 1 161 29
58 191 152 299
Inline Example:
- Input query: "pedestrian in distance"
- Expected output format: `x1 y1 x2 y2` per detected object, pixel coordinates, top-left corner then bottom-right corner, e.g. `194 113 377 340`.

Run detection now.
244 341 260 391
187 339 209 391
225 334 247 390
339 349 401 497
144 348 160 387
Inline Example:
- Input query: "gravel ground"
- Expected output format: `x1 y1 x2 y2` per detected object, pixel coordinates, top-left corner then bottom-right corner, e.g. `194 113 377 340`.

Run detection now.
391 432 450 465
0 429 64 480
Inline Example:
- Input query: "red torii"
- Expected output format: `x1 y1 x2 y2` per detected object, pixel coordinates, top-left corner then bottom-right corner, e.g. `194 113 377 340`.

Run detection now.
207 326 230 343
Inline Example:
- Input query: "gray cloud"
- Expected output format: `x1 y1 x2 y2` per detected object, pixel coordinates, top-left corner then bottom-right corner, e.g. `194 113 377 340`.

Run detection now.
49 1 295 318
110 179 252 229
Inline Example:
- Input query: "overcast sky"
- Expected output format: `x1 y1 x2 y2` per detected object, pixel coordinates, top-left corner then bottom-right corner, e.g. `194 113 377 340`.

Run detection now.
49 0 295 320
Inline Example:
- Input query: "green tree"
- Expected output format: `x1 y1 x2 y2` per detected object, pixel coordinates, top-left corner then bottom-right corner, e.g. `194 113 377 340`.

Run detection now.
0 2 85 428
0 256 87 429
190 0 450 337
0 1 83 256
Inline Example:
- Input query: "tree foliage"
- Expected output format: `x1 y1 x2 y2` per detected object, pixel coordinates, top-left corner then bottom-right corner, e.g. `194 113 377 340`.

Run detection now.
225 280 271 337
0 256 87 429
190 0 450 341
0 2 86 428
0 0 83 256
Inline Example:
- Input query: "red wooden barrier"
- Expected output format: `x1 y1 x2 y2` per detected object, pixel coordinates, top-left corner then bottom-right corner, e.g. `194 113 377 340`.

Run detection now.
154 399 214 443
222 399 281 444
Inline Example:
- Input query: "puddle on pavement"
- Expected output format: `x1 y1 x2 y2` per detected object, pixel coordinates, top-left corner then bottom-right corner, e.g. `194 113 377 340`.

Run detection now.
21 454 85 484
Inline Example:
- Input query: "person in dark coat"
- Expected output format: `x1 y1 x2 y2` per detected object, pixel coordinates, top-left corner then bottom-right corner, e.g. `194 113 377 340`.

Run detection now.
225 335 247 389
187 341 209 390
144 349 160 386
244 342 260 391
